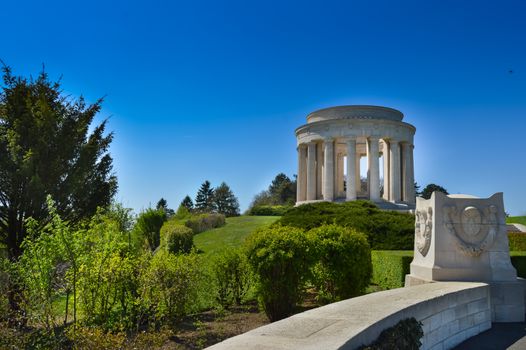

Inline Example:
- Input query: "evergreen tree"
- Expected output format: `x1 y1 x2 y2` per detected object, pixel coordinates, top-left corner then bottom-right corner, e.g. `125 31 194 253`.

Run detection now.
195 180 215 212
156 197 175 217
180 195 194 211
268 173 297 205
213 182 240 217
0 65 117 261
420 183 449 199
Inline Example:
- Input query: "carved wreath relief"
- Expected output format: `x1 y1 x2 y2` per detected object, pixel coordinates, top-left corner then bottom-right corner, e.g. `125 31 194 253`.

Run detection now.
443 204 498 256
415 207 432 257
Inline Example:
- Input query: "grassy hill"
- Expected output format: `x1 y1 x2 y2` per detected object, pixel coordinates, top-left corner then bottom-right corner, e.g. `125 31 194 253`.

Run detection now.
507 216 526 226
194 215 279 256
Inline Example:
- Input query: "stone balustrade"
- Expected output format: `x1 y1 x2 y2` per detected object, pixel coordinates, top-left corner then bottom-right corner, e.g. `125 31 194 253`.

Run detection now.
207 282 491 350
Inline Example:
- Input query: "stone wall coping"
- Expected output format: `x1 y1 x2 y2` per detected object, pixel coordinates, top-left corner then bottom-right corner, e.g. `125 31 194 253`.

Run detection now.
207 282 490 350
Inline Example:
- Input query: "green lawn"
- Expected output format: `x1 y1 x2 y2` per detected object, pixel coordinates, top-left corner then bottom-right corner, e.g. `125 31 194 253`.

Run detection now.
507 216 526 226
194 215 279 256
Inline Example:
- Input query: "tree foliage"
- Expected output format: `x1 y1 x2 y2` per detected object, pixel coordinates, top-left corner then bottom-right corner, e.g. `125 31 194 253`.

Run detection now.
180 195 194 211
156 198 175 218
213 182 240 217
0 66 117 261
194 181 215 213
250 173 296 209
420 183 448 199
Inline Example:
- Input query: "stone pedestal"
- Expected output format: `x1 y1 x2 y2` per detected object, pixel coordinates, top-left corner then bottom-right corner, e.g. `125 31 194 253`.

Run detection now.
405 191 524 322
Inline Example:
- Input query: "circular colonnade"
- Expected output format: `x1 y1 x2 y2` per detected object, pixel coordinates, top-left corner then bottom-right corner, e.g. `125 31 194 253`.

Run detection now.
295 105 416 206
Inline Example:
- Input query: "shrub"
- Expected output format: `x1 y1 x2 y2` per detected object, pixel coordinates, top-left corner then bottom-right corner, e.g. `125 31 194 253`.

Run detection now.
277 201 414 250
511 252 526 278
359 317 423 350
249 205 292 216
245 226 314 321
66 326 126 350
174 204 192 220
75 211 143 331
140 251 204 323
371 251 413 289
212 249 252 307
369 251 526 289
160 222 193 254
133 208 167 251
509 233 526 251
308 225 372 302
185 213 226 234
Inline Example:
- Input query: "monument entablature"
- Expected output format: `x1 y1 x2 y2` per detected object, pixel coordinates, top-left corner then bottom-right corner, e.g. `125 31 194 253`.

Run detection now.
295 105 416 205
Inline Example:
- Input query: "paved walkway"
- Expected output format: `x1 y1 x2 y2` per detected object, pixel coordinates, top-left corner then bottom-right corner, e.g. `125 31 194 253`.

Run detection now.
454 323 526 349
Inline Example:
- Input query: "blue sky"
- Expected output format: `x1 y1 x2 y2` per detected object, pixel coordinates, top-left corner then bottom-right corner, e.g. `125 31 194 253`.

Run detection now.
2 0 525 215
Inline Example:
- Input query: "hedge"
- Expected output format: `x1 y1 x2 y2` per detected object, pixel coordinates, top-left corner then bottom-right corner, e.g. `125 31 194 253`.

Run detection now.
371 250 526 290
512 252 526 278
277 201 415 250
185 213 226 234
249 205 292 216
508 233 526 251
371 251 413 290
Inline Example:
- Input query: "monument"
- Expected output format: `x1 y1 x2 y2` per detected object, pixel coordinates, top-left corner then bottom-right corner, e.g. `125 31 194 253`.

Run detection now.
406 191 525 322
295 105 416 206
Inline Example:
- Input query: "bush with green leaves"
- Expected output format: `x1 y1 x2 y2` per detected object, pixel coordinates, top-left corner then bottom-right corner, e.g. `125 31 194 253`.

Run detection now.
76 212 142 331
359 317 423 350
7 198 82 329
277 201 414 250
185 213 225 234
140 250 204 324
245 225 314 321
160 222 194 254
248 205 292 216
308 224 372 302
212 248 252 307
174 204 192 220
133 208 167 251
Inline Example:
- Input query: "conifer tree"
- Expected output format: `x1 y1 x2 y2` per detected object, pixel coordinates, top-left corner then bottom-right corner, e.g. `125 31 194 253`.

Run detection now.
213 182 240 217
195 180 215 212
180 195 194 211
0 65 117 261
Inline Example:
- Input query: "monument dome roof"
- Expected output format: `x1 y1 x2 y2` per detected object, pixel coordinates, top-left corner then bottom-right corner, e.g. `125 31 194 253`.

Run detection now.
306 105 404 123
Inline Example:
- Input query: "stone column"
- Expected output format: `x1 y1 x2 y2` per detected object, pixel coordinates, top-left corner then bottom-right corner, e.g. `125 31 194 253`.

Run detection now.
382 139 390 201
336 152 344 196
316 143 323 199
323 139 335 201
407 144 415 204
296 144 307 203
346 138 357 201
306 142 317 201
402 143 410 202
368 137 380 201
389 140 401 202
355 154 361 196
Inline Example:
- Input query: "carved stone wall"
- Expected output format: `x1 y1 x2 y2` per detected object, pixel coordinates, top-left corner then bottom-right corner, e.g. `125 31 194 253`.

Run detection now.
406 191 524 322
